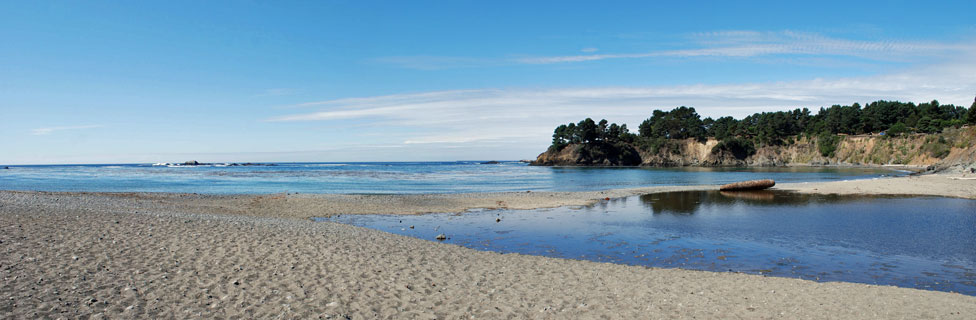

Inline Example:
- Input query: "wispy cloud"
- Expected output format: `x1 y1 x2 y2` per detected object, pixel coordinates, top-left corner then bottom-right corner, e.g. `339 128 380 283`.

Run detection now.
370 30 969 68
269 50 976 155
373 31 971 70
518 30 970 64
31 125 103 136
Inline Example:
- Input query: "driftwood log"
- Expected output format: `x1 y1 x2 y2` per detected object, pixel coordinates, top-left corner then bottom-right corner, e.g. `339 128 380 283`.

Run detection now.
719 179 775 191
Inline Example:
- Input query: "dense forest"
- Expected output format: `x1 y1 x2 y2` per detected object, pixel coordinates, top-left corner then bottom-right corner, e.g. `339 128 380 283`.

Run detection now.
548 98 976 160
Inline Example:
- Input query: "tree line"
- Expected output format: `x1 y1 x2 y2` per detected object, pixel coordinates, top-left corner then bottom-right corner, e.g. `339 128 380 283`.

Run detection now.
549 98 976 159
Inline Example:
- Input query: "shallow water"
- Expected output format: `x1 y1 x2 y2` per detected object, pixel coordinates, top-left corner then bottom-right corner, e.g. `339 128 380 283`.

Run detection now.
322 191 976 295
0 162 900 194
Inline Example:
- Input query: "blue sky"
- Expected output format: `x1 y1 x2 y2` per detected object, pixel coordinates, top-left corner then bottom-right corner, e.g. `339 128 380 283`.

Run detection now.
2 1 975 164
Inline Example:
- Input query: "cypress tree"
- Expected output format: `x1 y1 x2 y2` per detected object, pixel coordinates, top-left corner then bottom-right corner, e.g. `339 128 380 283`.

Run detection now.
968 96 976 124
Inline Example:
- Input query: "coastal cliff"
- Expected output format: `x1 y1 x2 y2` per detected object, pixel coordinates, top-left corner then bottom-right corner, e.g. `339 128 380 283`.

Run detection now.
533 126 976 169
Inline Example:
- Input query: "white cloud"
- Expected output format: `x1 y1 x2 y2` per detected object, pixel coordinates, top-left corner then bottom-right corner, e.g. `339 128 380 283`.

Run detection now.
372 30 972 73
31 125 103 136
519 30 971 64
270 52 976 157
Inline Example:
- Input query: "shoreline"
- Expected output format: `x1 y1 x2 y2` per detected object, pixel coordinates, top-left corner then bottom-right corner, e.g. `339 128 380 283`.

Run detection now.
3 183 976 318
2 170 972 220
2 172 976 318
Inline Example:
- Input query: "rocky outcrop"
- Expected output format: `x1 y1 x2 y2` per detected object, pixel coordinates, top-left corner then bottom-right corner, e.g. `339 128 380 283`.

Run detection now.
532 143 641 166
532 126 976 168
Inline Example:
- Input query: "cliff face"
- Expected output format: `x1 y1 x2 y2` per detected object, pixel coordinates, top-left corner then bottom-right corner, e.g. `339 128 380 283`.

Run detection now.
532 126 976 169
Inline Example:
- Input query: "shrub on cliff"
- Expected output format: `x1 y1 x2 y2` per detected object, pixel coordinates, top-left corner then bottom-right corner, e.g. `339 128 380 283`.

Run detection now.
818 133 841 157
711 137 756 160
922 135 951 159
575 141 641 165
968 99 976 124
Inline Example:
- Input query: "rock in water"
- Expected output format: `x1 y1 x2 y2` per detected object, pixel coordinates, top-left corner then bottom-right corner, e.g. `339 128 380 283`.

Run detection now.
719 179 775 191
435 234 447 240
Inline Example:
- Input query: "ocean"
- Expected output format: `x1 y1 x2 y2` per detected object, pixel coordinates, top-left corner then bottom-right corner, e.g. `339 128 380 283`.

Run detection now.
0 161 901 194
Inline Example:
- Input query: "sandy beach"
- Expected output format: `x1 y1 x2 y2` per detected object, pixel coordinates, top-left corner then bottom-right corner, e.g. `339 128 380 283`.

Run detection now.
2 173 975 319
778 171 976 199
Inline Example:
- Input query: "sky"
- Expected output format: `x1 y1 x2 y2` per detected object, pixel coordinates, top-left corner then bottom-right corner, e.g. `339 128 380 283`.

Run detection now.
1 1 975 164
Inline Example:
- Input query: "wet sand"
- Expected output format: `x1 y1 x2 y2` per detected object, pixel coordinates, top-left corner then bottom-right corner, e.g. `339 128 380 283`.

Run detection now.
777 172 976 199
2 172 975 318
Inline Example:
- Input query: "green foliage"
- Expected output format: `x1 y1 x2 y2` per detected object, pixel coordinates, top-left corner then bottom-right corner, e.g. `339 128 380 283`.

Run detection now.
635 137 682 154
638 106 706 141
921 135 951 159
817 133 841 157
711 137 756 160
574 141 642 165
886 122 908 137
545 97 975 164
705 116 737 140
636 137 664 153
551 118 634 151
968 100 976 124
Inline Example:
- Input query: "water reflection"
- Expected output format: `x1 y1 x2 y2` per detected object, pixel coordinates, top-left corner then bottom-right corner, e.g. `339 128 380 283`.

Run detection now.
323 191 976 295
640 190 886 215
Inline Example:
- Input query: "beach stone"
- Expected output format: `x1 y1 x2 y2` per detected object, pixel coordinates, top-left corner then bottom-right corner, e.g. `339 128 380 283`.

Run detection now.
435 234 447 240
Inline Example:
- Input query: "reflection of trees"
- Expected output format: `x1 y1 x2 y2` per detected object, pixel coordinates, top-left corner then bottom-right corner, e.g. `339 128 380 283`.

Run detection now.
638 190 882 215
639 191 711 215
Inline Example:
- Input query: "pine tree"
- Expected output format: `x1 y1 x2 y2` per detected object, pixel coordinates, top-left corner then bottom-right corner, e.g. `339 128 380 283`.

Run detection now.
968 96 976 124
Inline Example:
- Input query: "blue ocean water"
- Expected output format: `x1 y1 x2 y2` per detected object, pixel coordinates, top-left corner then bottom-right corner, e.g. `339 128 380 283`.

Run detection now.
0 162 901 194
323 191 976 295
